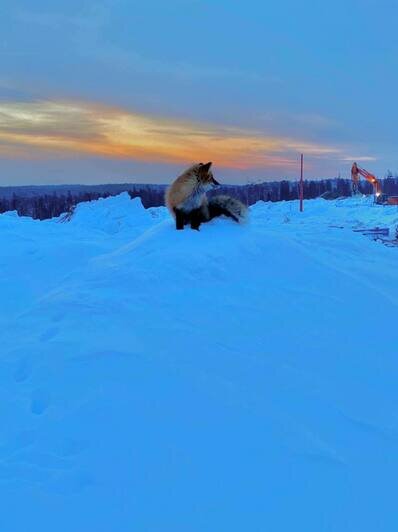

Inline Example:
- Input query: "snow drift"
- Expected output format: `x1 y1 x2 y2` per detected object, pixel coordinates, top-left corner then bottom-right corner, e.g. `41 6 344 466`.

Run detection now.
1 194 398 531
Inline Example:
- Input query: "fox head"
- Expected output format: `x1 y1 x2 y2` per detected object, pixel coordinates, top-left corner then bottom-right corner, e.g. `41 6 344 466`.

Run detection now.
195 162 220 189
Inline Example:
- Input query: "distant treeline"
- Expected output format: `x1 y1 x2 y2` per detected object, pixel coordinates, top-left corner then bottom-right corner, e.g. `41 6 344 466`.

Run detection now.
1 176 398 220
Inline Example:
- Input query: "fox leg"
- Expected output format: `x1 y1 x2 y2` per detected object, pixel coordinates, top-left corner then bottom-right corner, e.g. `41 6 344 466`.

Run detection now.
174 208 185 230
190 208 202 230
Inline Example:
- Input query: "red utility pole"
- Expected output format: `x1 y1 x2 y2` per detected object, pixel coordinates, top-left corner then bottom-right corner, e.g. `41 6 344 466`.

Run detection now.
299 153 304 212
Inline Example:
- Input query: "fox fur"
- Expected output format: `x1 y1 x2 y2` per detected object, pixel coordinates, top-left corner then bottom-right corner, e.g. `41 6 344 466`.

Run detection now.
166 162 247 230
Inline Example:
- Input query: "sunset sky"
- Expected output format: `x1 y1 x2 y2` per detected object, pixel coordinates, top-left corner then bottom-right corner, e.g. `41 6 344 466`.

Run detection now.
1 0 397 185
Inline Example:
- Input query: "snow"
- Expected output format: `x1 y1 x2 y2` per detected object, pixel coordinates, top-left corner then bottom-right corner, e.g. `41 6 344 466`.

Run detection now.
1 193 398 531
67 193 162 234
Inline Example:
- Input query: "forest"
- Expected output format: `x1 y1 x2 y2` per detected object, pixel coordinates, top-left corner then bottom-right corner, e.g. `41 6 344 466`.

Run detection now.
1 176 398 220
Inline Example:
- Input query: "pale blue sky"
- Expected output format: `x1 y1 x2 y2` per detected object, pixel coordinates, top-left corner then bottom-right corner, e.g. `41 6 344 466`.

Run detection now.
0 0 397 184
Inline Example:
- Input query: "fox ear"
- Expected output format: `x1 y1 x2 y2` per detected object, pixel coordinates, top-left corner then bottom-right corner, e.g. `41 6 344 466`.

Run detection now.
200 162 212 172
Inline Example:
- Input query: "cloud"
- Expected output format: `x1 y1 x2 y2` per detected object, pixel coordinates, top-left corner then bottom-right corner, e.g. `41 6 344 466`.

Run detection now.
0 99 373 170
341 156 377 162
13 6 273 84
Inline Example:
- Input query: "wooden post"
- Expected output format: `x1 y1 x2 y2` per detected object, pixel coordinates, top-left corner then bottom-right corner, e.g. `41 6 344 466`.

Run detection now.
299 153 304 212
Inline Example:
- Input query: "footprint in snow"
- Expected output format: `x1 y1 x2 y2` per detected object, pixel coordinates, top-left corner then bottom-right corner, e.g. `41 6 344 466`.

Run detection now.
39 326 59 342
51 312 65 323
30 389 51 415
13 358 32 383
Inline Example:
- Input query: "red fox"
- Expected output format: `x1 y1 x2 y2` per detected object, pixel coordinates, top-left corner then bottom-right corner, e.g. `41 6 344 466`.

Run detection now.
166 162 247 230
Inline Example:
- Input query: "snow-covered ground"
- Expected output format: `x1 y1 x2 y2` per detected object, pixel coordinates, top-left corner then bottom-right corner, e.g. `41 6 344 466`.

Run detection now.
1 193 398 531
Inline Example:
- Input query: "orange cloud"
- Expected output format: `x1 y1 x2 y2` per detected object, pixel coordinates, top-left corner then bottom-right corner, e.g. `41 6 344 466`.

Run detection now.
0 100 371 169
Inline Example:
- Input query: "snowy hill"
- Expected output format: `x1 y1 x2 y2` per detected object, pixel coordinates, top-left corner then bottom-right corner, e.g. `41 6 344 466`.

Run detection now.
1 193 398 531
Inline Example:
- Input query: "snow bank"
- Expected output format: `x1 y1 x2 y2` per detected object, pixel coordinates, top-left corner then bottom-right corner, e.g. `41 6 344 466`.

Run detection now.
251 195 398 235
1 194 398 531
67 192 155 234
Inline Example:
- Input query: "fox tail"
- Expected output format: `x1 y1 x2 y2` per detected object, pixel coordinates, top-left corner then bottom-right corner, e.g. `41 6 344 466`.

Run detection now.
207 195 248 223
